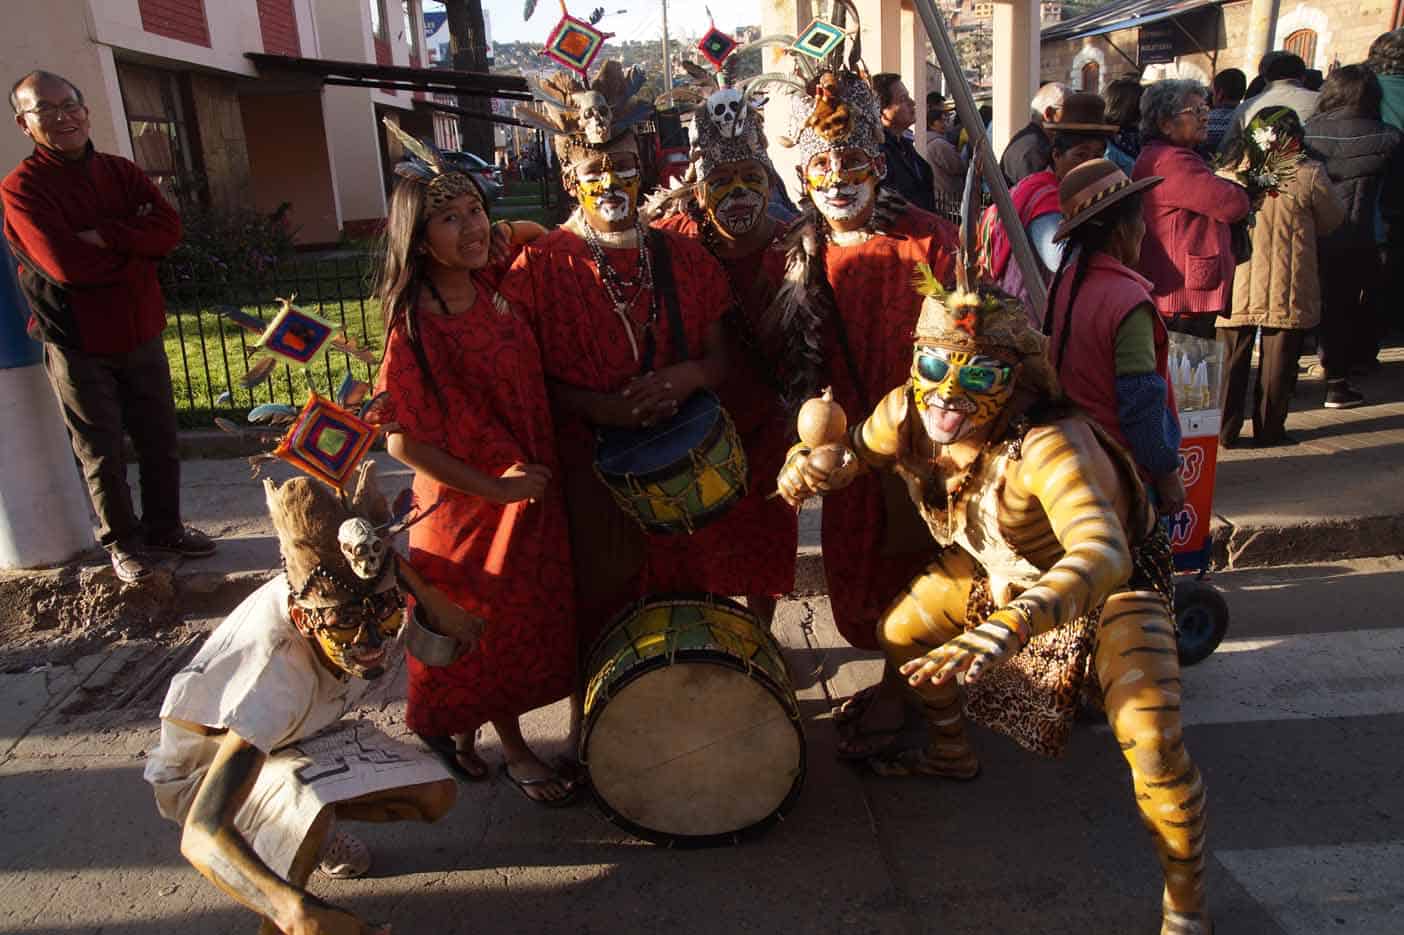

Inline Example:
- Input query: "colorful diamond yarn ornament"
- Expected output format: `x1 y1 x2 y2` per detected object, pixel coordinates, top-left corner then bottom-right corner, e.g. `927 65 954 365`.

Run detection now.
256 302 336 367
697 26 738 69
275 394 378 490
543 12 612 75
791 18 846 60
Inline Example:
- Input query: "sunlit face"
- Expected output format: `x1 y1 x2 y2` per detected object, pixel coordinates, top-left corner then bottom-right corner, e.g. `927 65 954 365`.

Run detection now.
292 586 406 680
1160 94 1209 148
1050 138 1108 180
911 345 1017 444
701 158 770 238
421 192 491 271
12 76 91 157
802 147 884 231
569 143 642 232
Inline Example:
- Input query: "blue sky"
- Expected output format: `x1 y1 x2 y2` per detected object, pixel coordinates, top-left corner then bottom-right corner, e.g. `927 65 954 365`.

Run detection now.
424 0 760 46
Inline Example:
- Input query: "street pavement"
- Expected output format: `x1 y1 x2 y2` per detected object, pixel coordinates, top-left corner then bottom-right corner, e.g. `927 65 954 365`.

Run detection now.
3 556 1403 934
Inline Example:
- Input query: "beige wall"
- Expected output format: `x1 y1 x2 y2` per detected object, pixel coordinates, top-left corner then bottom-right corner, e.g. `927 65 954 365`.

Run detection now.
240 91 340 244
0 1 129 176
86 0 265 77
313 0 389 224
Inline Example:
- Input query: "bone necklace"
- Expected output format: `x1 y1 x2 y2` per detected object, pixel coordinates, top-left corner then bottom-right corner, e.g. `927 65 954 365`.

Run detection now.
582 219 657 361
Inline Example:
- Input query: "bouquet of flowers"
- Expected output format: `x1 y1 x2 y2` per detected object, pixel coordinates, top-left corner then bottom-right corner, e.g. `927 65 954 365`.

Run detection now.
1229 108 1305 201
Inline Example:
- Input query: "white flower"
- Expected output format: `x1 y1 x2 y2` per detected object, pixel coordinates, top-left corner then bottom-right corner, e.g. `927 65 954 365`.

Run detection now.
1252 126 1277 149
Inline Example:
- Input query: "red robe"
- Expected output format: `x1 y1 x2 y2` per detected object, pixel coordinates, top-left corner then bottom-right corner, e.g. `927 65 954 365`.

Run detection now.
500 226 733 645
822 207 960 649
649 210 798 598
374 265 575 736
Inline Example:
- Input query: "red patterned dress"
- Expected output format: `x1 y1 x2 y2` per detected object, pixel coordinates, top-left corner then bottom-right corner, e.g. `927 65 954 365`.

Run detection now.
375 267 575 737
500 227 732 644
649 211 798 598
822 208 960 649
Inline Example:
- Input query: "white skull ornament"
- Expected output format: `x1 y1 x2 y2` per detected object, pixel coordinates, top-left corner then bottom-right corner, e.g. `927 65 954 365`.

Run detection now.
574 91 614 145
707 89 745 139
337 517 386 580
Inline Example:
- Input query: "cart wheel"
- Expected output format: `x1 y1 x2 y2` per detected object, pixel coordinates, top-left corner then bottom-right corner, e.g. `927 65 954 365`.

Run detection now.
1174 580 1229 666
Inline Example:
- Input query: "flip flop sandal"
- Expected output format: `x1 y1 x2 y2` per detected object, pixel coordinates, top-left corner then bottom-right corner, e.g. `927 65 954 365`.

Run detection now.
500 763 579 808
416 733 489 782
552 756 588 788
830 684 881 726
834 725 904 761
866 746 982 781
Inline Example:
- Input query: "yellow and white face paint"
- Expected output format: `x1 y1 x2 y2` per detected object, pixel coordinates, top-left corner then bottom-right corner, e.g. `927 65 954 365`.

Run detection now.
701 158 770 238
803 146 881 228
911 345 1016 444
296 587 406 680
572 150 642 230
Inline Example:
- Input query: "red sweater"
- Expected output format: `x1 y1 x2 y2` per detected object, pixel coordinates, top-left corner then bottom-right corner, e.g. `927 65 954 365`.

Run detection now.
2 144 181 354
1131 139 1250 317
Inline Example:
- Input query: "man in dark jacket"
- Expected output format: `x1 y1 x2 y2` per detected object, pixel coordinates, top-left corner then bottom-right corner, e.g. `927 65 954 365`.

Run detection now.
873 73 937 213
4 70 214 582
1000 82 1068 184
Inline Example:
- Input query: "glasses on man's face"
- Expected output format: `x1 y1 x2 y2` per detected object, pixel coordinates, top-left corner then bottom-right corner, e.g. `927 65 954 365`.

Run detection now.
1176 105 1211 119
915 352 1012 393
20 100 85 121
304 589 406 641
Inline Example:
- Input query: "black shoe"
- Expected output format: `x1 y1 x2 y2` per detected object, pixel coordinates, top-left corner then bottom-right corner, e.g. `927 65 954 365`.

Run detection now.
145 526 217 558
1254 433 1299 448
1324 382 1365 410
1220 436 1245 450
109 545 154 583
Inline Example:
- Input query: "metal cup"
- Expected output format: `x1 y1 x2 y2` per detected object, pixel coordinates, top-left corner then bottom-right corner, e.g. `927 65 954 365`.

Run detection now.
404 607 459 667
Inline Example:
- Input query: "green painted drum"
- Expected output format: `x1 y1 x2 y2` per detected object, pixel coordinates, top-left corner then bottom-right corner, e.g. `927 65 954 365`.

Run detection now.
580 593 806 846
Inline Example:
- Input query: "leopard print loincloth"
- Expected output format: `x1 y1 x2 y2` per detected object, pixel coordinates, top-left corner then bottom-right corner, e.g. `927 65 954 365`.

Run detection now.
961 525 1175 758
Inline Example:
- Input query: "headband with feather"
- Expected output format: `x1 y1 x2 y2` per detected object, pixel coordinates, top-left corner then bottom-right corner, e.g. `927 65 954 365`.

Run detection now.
382 117 483 213
515 60 652 168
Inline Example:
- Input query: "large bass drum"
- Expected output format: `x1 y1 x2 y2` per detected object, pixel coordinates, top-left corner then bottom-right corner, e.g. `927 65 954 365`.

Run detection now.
580 593 805 847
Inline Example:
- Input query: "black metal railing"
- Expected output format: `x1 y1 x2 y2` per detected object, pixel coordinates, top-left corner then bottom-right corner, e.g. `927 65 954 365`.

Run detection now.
159 252 382 426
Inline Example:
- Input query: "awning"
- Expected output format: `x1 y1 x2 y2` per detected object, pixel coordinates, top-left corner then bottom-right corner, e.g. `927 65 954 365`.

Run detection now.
245 53 530 102
1041 0 1223 42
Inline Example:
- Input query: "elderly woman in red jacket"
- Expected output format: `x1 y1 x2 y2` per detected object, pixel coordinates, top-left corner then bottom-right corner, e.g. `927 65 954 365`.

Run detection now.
1132 79 1251 338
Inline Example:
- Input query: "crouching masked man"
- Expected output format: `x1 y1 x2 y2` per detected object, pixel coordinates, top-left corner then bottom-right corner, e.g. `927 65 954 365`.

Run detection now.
144 463 481 934
778 273 1210 935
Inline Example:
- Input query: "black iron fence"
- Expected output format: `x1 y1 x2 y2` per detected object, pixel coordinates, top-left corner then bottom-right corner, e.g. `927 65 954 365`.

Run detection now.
159 251 383 426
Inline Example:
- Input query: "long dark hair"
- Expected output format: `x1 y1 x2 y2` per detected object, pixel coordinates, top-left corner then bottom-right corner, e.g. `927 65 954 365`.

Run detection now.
374 173 490 405
1316 65 1383 119
1043 191 1145 370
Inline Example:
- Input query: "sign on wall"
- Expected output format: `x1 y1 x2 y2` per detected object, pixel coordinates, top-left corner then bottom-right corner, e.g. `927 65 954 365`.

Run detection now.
1138 22 1178 65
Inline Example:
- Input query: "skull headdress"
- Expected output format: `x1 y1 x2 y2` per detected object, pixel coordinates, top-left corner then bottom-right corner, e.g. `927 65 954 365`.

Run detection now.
514 60 653 170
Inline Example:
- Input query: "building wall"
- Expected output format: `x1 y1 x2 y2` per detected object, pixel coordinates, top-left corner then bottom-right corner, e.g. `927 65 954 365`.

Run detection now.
239 91 340 243
1272 0 1397 68
137 0 211 47
312 0 389 225
256 0 303 57
88 0 266 77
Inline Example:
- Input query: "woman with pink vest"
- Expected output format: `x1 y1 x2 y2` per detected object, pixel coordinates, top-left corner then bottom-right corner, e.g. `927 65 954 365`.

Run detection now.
1044 159 1186 514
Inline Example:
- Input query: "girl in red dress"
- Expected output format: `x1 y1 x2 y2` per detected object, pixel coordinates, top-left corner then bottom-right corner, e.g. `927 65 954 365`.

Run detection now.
373 151 578 805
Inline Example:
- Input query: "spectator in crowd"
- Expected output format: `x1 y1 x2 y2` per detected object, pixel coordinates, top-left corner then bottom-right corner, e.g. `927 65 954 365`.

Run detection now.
873 72 937 213
1219 51 1320 156
1220 107 1343 443
1133 79 1251 338
924 92 965 202
1368 28 1404 130
2 70 215 582
958 104 995 161
1206 67 1247 152
978 92 1116 312
1305 65 1402 406
1043 158 1184 513
1303 69 1325 92
1104 77 1144 172
1001 82 1069 184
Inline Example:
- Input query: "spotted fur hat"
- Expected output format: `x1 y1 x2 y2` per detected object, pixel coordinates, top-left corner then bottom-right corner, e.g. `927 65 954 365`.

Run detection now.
783 70 884 162
382 118 484 214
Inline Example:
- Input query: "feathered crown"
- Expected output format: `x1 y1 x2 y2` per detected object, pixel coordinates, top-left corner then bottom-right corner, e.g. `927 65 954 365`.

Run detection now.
514 60 652 167
772 1 882 161
382 118 482 213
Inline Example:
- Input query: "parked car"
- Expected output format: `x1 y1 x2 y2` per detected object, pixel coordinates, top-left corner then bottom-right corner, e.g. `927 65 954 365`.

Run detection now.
444 150 504 201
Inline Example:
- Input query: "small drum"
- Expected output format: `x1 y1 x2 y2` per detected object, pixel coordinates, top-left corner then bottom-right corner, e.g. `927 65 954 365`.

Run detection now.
580 593 806 847
594 390 747 535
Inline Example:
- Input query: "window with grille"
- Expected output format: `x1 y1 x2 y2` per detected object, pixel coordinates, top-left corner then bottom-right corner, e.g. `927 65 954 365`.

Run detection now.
1081 61 1101 92
116 63 197 211
1284 29 1317 69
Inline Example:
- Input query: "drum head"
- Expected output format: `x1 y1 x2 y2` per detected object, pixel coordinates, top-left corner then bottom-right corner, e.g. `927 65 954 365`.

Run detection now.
596 390 721 476
585 657 803 842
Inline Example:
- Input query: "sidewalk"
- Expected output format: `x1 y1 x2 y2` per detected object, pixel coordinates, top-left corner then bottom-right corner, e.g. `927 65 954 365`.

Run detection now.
2 347 1401 654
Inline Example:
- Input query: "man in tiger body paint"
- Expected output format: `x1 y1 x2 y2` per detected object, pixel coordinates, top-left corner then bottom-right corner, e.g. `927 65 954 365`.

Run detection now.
772 65 960 755
644 81 799 624
777 275 1210 935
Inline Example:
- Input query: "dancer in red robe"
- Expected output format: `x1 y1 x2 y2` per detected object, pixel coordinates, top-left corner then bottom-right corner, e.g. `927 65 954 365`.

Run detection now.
645 76 800 623
774 66 959 757
373 131 578 805
502 64 733 646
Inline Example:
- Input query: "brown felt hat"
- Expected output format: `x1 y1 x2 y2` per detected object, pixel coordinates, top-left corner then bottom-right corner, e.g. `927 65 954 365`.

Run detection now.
1050 92 1118 134
1052 158 1163 242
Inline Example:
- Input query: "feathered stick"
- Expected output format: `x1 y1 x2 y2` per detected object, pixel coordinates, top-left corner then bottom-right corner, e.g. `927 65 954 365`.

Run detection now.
382 117 447 177
956 155 981 294
761 202 831 414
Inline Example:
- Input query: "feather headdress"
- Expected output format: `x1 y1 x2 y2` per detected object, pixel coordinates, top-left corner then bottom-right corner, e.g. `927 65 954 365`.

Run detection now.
382 118 482 213
515 59 651 167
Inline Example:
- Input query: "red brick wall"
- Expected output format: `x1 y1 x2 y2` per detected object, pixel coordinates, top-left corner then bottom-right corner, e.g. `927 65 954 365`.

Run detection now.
138 0 211 47
256 0 301 57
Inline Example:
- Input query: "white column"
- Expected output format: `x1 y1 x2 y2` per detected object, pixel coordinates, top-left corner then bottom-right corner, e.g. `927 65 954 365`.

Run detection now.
1243 0 1280 73
902 4 928 155
991 0 1039 155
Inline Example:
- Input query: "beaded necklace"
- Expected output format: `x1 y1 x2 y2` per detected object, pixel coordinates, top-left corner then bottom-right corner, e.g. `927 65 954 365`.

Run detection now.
581 218 658 361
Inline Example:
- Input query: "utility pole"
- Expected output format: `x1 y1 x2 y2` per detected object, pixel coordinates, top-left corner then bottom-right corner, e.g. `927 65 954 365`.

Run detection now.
661 0 673 91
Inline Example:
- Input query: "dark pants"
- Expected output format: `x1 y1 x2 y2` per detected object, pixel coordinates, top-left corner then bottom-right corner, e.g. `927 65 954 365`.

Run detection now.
42 337 182 550
1218 325 1304 445
1319 247 1383 378
1165 313 1221 341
